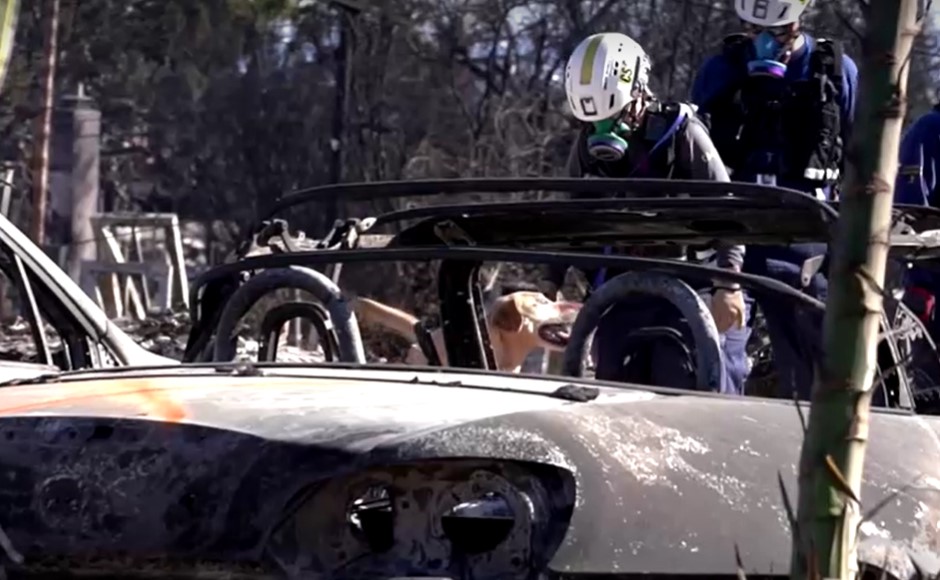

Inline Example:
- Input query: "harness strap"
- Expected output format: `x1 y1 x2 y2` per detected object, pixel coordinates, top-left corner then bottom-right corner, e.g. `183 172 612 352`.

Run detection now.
718 35 844 189
593 103 693 288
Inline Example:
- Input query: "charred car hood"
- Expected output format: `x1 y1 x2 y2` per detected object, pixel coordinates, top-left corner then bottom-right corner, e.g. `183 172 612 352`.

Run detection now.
0 366 938 577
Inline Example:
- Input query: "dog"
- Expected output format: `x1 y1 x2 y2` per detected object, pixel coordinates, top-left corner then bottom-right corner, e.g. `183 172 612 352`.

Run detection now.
351 291 582 373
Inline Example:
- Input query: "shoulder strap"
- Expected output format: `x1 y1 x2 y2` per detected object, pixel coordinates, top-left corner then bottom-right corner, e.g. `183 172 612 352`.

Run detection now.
721 33 753 74
642 102 694 177
810 38 843 96
652 102 693 148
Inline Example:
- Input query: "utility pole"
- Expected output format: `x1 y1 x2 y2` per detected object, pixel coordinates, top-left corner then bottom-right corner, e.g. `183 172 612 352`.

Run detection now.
30 0 60 246
791 0 920 578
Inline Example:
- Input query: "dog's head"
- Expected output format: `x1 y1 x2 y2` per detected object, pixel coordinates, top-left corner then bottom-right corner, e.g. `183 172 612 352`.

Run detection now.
489 291 582 351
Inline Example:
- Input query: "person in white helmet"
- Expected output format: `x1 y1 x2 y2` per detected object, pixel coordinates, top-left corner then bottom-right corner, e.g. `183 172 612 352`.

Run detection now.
689 0 858 400
541 32 751 395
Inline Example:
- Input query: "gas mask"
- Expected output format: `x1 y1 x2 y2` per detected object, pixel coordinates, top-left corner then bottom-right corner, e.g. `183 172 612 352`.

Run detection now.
587 117 633 162
747 30 789 78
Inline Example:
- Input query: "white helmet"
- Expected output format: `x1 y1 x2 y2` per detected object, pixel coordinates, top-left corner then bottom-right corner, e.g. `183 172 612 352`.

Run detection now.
564 33 651 123
735 0 812 27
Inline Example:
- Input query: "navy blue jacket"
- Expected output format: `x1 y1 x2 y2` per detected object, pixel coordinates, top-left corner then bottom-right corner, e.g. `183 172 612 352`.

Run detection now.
896 108 940 206
691 33 859 199
895 108 940 292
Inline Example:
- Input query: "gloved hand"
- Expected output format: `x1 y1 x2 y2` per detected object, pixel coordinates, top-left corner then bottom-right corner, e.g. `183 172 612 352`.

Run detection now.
710 287 746 333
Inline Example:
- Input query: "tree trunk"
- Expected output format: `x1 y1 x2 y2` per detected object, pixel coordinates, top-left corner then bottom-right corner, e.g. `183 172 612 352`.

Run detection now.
792 1 920 579
30 0 60 246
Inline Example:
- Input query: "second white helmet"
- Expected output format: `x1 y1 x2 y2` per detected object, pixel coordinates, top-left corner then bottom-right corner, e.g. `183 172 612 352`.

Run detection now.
735 0 812 27
564 33 651 123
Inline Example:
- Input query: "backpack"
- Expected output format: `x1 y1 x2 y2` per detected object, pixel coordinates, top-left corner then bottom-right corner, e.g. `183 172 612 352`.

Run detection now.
705 34 844 186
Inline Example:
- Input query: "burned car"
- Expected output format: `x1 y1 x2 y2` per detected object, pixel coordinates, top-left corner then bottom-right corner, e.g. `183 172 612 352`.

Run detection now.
0 178 939 580
0 211 174 380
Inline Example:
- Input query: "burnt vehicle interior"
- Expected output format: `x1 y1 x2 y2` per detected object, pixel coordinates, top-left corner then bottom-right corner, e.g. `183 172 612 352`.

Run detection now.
181 177 940 414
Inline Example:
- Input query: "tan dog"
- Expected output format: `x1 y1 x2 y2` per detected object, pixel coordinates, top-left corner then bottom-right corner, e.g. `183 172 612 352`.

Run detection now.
352 291 582 372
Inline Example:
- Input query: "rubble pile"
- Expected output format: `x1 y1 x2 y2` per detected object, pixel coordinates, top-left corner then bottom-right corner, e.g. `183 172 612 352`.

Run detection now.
114 311 335 363
0 313 194 364
113 311 192 360
0 318 45 363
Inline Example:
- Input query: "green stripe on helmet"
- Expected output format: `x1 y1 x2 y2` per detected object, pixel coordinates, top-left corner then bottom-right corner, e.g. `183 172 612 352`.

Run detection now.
579 35 603 86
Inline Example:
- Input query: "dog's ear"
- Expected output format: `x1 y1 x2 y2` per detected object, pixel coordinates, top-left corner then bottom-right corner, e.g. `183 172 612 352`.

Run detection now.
491 296 524 333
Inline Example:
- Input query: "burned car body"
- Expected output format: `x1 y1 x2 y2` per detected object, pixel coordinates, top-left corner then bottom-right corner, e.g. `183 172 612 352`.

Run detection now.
1 178 940 579
0 211 174 376
1 366 939 580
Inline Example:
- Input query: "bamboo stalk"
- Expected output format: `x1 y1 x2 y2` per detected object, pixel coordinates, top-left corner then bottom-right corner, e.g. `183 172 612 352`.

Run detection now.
791 1 920 578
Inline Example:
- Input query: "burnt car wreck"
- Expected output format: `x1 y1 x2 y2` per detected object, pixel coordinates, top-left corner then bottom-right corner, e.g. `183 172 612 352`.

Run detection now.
0 211 174 376
0 178 939 580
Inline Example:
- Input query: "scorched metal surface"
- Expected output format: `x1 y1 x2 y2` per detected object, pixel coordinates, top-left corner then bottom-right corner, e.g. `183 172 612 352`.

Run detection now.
0 365 935 578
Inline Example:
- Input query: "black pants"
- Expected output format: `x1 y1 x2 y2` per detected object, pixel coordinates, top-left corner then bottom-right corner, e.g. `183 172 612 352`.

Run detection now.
744 244 827 400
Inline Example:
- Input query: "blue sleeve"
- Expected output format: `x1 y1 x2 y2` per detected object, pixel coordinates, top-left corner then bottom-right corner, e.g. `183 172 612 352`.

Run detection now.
691 55 734 114
895 114 939 205
839 53 859 145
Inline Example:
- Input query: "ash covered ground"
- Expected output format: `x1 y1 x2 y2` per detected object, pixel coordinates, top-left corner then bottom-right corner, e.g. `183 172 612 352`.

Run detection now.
110 311 410 363
0 312 194 364
114 311 194 360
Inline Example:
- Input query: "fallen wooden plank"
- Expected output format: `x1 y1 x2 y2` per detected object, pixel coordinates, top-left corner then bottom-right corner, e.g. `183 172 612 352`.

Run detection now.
97 227 145 320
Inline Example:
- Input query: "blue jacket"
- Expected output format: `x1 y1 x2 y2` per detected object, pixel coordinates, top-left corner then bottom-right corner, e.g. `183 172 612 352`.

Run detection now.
691 33 859 199
895 108 940 205
894 108 940 294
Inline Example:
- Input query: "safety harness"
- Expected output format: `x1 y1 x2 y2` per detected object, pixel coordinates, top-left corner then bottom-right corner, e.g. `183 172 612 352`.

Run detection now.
579 102 694 287
705 34 845 194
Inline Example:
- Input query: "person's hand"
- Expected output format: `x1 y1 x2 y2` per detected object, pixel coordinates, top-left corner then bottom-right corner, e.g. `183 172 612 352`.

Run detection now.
710 287 746 333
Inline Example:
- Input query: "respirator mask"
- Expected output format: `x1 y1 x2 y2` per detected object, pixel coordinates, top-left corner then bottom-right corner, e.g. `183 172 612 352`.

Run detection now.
746 26 793 78
587 116 633 162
